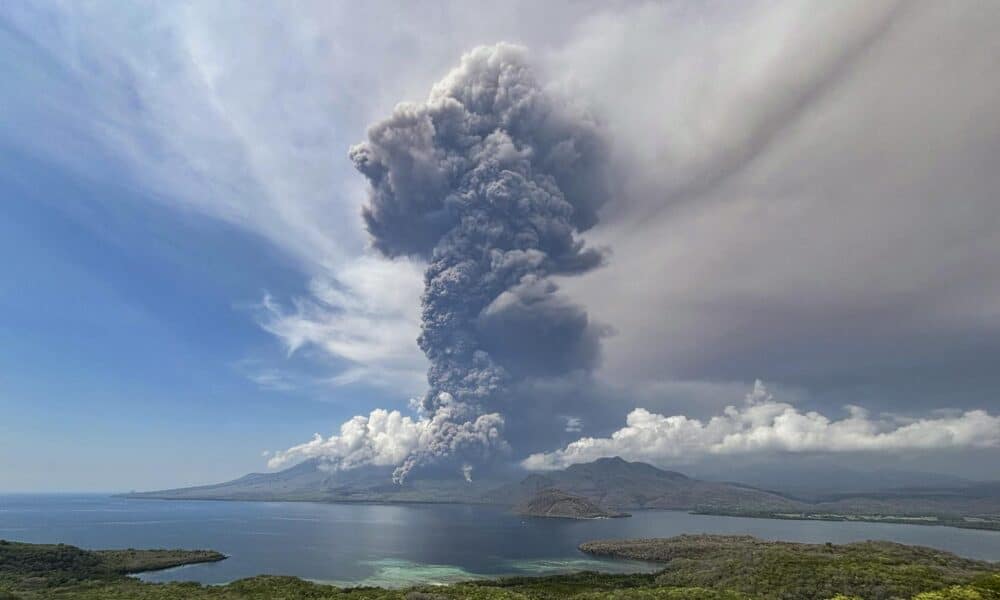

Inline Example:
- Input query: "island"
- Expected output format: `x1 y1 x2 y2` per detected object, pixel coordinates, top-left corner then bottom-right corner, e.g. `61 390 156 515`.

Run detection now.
515 488 630 519
2 536 998 599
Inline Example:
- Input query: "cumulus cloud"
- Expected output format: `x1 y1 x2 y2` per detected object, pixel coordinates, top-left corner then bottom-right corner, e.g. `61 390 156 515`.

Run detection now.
523 381 1000 471
268 408 426 470
267 403 506 479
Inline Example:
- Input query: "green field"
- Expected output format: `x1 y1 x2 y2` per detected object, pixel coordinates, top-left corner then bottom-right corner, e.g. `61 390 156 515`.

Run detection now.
1 536 997 600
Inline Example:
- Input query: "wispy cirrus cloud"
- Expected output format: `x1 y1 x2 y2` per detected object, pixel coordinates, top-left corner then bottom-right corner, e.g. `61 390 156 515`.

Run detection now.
257 255 426 394
2 2 429 392
563 417 583 433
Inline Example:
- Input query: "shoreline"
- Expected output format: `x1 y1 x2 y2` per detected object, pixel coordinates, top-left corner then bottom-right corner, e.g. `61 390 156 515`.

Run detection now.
118 494 1000 532
693 509 1000 532
5 536 996 599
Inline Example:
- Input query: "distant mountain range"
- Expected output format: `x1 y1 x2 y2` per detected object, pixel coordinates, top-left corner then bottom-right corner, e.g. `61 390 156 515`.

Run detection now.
126 456 797 511
491 457 799 511
126 458 499 504
125 456 1000 525
689 462 975 498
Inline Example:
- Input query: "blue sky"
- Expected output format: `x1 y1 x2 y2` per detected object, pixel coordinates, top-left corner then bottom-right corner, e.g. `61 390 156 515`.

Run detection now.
0 0 599 491
3 2 999 491
0 115 400 491
0 3 422 490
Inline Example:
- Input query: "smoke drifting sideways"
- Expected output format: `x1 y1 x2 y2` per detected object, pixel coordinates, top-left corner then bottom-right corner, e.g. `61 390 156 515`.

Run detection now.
347 43 612 483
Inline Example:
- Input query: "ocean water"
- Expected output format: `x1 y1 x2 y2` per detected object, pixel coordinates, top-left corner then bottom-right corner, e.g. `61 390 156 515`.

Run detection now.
1 494 998 587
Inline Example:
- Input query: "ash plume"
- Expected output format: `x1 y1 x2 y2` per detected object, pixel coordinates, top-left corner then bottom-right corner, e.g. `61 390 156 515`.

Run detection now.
350 43 610 482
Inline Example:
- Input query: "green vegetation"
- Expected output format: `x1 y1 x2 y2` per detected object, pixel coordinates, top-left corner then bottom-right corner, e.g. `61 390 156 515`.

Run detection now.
92 548 226 573
1 536 997 599
579 535 999 600
694 511 1000 532
0 539 224 597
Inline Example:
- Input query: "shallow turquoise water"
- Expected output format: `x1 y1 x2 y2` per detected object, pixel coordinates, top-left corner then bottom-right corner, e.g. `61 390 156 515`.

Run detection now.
1 494 997 587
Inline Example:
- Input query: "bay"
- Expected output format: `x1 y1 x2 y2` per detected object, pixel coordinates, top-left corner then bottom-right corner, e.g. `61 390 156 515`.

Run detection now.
1 494 998 588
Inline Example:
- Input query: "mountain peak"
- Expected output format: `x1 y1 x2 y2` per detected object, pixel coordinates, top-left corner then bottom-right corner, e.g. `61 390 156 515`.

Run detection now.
564 457 690 481
593 456 629 465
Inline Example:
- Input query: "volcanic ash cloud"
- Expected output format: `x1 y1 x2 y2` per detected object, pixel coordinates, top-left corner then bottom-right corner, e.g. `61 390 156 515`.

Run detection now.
346 43 611 482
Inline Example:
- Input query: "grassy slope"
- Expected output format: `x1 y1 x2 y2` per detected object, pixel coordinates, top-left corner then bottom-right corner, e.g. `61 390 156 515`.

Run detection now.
580 535 998 600
1 536 997 600
0 540 224 599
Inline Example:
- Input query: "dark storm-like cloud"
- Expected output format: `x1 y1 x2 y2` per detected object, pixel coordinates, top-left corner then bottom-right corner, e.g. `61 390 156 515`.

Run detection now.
348 43 611 481
554 0 1000 415
476 275 609 378
351 44 608 259
270 1 1000 481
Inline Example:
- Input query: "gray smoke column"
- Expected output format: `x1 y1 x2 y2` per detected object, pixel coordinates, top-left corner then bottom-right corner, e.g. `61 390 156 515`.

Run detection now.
350 44 610 482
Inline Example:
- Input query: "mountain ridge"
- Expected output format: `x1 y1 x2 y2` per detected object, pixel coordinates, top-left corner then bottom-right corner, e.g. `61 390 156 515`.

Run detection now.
123 456 1000 527
125 455 798 512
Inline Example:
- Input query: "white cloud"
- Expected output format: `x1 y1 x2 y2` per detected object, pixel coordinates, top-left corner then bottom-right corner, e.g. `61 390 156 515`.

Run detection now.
244 369 300 393
523 381 1000 471
267 402 505 478
268 408 425 470
3 2 438 392
258 255 427 394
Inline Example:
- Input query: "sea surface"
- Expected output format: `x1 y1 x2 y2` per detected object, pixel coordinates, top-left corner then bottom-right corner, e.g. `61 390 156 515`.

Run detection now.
1 494 998 587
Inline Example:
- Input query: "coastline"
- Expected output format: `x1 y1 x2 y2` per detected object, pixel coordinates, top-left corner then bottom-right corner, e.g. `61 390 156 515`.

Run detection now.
3 536 997 599
118 493 1000 532
692 509 1000 532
